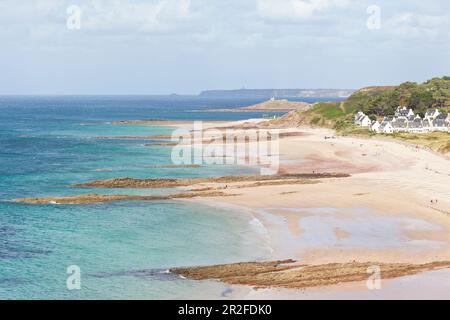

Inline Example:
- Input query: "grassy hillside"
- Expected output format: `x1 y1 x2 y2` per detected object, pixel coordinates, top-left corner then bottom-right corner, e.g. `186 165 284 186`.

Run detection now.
349 77 450 117
271 100 358 129
270 76 450 154
388 132 450 154
281 76 450 129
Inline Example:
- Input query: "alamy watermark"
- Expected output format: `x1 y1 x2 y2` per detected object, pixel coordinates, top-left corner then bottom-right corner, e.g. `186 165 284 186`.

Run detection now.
67 5 82 30
66 265 81 290
65 4 382 32
170 122 279 175
366 265 382 290
367 5 381 30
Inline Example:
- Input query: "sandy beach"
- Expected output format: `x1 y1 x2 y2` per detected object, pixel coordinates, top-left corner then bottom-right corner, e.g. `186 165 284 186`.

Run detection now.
175 120 450 298
189 124 450 261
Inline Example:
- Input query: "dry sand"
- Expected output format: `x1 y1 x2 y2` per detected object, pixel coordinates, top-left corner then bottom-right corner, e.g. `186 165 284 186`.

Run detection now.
181 123 450 298
193 126 450 263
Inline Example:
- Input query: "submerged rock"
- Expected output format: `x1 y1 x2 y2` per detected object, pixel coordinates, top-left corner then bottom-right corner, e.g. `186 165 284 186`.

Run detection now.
13 191 233 205
73 173 349 189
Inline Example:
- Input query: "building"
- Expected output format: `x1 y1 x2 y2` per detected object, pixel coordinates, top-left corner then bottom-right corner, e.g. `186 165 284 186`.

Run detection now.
382 116 396 122
355 111 371 127
355 111 365 122
370 120 381 133
355 108 448 134
424 108 440 120
408 118 425 133
360 115 372 127
423 118 433 132
391 118 408 133
436 113 447 121
432 119 448 132
380 121 394 134
395 106 415 119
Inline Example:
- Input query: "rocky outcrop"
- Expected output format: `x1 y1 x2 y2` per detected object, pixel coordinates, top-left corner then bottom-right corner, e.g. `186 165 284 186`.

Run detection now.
208 99 311 112
73 173 349 188
14 191 233 205
95 135 172 140
172 260 450 289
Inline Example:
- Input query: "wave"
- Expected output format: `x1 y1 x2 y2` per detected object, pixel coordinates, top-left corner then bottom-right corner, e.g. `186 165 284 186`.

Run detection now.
88 268 183 281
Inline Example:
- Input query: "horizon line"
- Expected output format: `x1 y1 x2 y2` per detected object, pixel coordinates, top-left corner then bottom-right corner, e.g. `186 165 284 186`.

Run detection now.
0 88 358 97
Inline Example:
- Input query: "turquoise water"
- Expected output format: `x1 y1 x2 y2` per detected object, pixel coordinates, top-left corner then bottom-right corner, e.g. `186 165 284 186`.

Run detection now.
0 96 335 299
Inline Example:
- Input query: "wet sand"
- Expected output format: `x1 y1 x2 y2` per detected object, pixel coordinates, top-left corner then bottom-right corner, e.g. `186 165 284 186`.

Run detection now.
191 126 450 263
179 123 450 297
237 268 450 300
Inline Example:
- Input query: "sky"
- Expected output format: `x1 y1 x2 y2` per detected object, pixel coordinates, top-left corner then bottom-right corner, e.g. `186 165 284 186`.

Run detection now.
1 0 449 94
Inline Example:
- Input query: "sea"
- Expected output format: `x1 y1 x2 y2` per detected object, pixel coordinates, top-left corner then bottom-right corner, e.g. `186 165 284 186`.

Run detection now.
0 95 337 299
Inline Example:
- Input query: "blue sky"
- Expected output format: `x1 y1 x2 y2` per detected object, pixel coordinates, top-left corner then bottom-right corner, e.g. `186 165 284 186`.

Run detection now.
1 0 449 94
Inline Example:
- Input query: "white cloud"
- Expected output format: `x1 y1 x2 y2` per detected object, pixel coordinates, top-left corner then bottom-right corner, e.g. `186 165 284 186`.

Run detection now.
256 0 354 22
80 0 197 34
0 0 449 94
385 12 450 39
0 0 359 43
0 0 202 40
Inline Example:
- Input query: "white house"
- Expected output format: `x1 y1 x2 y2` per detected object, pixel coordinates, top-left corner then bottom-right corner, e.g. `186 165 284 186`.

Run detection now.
360 115 371 127
354 111 365 123
354 111 371 127
395 106 414 119
370 120 381 133
408 118 425 133
422 118 433 132
380 121 394 134
436 113 447 121
355 111 365 119
424 108 440 120
357 108 448 134
391 118 408 133
382 116 396 123
432 119 448 132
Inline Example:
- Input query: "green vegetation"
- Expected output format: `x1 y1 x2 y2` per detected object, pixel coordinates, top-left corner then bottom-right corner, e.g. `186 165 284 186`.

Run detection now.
348 77 450 117
335 124 375 137
276 76 450 154
311 102 344 118
307 76 450 125
387 132 450 154
303 101 356 129
309 116 322 125
333 127 450 153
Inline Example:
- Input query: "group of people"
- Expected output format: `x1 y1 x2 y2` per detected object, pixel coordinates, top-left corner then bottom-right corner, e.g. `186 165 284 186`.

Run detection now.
430 199 439 205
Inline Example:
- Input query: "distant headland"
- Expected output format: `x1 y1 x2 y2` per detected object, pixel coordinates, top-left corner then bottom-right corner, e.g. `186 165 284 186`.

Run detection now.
199 88 355 98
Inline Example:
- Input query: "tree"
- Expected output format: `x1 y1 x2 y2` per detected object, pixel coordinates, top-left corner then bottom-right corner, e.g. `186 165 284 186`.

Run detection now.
433 89 450 108
408 89 433 114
